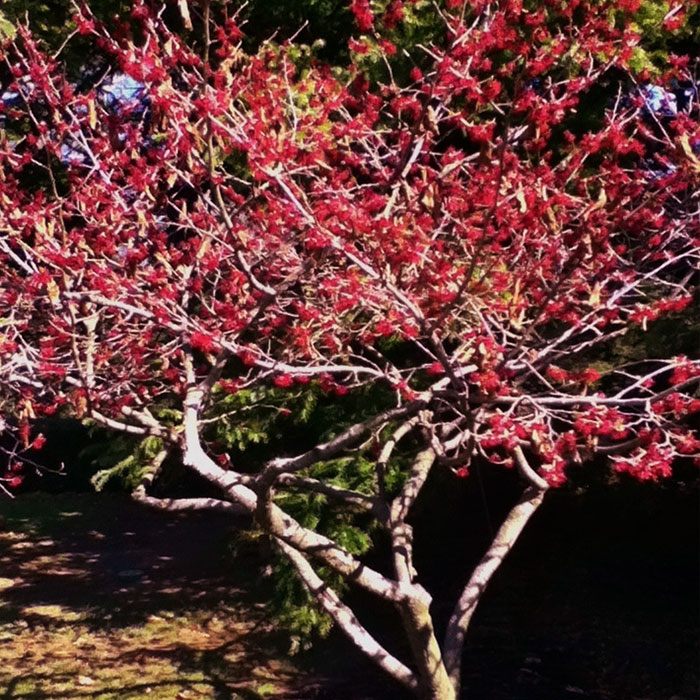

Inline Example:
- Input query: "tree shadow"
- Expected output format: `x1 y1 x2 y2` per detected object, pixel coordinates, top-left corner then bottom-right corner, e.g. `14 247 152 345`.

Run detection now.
0 492 311 698
2 484 697 700
1 493 251 622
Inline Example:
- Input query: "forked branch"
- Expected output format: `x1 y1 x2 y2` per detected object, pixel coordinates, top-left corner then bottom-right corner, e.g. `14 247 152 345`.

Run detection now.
276 538 420 693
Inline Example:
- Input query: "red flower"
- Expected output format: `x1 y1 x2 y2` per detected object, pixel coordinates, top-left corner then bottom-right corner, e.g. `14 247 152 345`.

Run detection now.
375 319 394 337
239 350 257 367
31 434 46 450
578 368 601 384
349 38 370 55
382 1 404 29
273 373 294 388
669 358 700 386
618 0 641 11
379 39 397 56
675 432 700 455
190 331 219 353
546 366 569 382
73 14 95 35
350 0 374 32
219 379 241 394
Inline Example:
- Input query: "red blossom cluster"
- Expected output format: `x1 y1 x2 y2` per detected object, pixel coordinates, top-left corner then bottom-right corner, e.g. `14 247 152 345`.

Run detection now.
612 443 674 481
350 0 374 32
382 1 404 30
0 0 697 495
0 4 697 695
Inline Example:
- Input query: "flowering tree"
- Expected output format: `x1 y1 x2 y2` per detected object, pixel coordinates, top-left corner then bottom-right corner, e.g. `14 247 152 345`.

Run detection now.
1 1 698 697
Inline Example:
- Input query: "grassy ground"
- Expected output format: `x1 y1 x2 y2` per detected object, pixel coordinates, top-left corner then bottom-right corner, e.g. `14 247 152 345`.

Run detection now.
0 492 316 700
0 486 697 700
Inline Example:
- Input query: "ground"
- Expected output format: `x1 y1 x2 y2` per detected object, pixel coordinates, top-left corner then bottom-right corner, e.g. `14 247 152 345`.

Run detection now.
0 486 697 699
0 492 332 699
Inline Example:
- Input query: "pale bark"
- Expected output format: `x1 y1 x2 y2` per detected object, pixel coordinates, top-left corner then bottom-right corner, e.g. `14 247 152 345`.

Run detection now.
132 492 248 516
177 359 551 700
264 487 411 604
277 538 420 694
262 400 427 479
180 403 412 603
377 416 422 500
276 473 377 512
88 408 152 436
399 590 457 700
390 444 436 584
130 448 248 516
442 484 548 695
388 444 457 700
512 446 549 491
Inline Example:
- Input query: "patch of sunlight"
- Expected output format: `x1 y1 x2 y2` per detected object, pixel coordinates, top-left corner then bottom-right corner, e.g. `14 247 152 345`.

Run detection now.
28 554 68 567
58 511 82 518
0 578 18 591
23 554 87 577
10 517 40 534
13 679 39 694
1 593 296 699
255 682 278 697
173 687 217 700
2 641 211 699
261 657 298 675
146 613 170 625
177 625 214 649
224 650 245 663
22 604 85 622
0 531 25 542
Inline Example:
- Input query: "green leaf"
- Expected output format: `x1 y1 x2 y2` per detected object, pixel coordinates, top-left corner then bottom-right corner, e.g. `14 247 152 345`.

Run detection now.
0 12 17 40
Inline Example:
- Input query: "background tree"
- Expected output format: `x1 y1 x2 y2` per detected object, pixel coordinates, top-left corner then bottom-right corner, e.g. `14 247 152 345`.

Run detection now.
0 1 698 698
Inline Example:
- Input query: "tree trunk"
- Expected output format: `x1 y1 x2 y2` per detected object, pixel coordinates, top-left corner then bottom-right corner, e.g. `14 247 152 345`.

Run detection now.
400 590 457 700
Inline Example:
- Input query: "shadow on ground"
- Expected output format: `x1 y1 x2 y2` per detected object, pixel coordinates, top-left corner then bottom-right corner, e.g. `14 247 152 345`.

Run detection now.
0 492 317 699
0 484 698 700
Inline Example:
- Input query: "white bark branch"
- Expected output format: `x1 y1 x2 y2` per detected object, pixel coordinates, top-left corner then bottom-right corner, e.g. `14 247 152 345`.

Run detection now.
443 483 548 696
87 407 151 437
180 393 411 603
276 538 419 694
513 446 549 490
262 400 427 479
389 445 437 584
276 473 376 512
376 416 421 500
132 492 249 516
